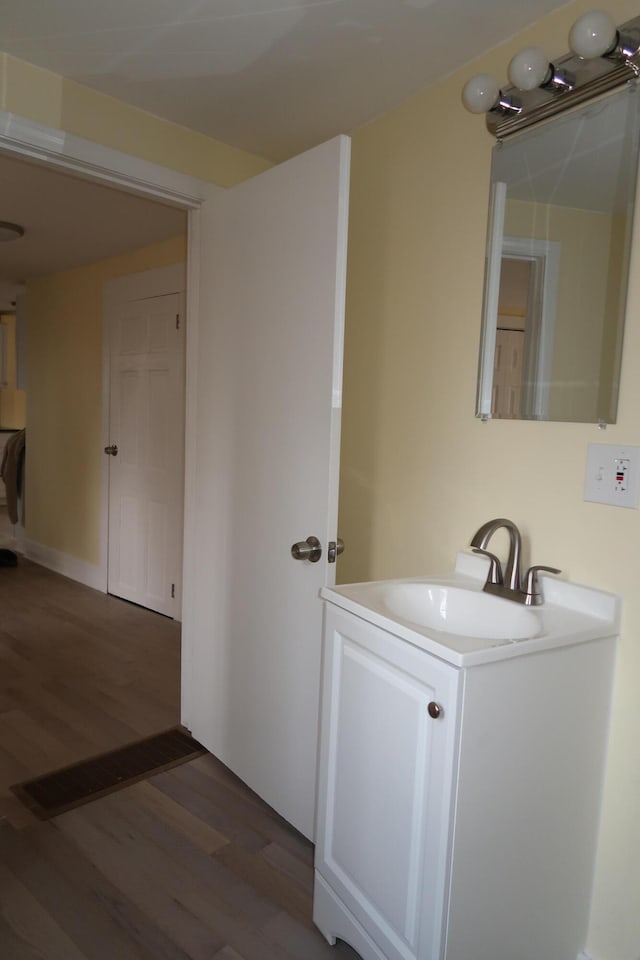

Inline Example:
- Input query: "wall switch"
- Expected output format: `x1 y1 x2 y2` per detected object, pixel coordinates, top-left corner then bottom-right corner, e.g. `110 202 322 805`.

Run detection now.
584 443 640 508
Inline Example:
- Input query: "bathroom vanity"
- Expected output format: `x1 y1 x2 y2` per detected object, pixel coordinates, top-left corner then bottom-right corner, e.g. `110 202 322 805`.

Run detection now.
313 553 619 960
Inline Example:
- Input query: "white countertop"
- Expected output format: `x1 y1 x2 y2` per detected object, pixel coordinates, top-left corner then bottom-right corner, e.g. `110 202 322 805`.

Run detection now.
321 552 621 668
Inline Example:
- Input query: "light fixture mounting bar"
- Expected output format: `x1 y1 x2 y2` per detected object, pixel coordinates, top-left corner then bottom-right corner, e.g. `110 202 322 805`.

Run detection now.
487 12 640 138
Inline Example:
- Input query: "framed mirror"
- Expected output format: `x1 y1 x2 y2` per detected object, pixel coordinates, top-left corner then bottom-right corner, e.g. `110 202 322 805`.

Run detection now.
476 84 640 423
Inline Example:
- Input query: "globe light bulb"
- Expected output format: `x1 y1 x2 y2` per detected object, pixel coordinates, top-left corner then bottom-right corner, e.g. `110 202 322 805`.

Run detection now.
569 10 617 59
508 47 551 91
461 74 500 114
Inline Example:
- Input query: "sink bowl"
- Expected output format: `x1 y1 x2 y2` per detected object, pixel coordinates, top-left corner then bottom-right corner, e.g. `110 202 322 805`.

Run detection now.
321 552 621 666
380 583 540 640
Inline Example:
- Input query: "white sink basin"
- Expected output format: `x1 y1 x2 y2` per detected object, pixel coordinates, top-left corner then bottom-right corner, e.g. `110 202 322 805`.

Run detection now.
321 553 621 666
380 582 540 640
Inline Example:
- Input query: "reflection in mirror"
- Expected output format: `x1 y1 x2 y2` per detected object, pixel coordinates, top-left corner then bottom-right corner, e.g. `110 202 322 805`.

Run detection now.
477 85 640 423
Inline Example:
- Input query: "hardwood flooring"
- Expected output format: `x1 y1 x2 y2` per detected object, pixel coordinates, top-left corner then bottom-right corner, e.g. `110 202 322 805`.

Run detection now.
0 558 360 959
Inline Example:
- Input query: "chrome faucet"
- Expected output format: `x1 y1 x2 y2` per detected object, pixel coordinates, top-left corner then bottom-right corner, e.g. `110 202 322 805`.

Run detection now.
471 517 522 592
470 518 560 605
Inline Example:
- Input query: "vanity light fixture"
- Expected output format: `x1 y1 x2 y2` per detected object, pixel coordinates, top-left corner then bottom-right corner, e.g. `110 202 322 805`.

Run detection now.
0 221 25 243
507 47 574 93
461 74 520 115
462 11 640 137
569 10 640 64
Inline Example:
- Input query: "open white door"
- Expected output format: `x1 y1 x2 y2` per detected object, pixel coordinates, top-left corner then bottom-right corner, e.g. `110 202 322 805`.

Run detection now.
182 135 350 839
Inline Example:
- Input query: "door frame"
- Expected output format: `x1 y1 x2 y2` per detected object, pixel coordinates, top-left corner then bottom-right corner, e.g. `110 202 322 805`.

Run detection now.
501 235 560 420
0 108 219 726
477 180 561 421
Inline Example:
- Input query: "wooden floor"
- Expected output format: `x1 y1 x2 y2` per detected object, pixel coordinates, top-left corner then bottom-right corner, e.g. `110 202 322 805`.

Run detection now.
0 557 360 959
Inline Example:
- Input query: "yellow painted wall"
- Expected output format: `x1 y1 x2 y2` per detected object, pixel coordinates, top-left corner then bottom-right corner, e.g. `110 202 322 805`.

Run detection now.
497 257 529 326
26 235 186 563
339 1 640 957
0 53 271 187
0 314 26 429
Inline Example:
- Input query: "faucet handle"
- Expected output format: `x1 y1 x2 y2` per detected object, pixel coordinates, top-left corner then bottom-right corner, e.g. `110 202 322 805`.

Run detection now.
524 564 561 603
472 548 504 585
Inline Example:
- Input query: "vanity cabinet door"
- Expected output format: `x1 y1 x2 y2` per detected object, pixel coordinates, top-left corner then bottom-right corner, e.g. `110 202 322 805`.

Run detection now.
314 605 461 960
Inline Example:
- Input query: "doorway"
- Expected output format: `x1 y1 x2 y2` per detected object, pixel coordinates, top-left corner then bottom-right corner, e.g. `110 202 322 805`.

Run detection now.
0 145 192 600
491 236 560 420
0 115 351 842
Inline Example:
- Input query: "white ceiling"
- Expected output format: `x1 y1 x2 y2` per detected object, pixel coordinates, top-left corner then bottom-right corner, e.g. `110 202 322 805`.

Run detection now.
0 0 576 312
0 0 573 162
0 154 186 311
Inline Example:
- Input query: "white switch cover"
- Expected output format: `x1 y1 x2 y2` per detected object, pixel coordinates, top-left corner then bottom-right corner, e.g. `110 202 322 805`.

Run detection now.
584 444 640 508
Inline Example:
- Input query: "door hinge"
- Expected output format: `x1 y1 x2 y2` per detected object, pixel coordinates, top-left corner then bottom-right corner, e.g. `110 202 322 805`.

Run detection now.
171 583 175 598
176 313 180 330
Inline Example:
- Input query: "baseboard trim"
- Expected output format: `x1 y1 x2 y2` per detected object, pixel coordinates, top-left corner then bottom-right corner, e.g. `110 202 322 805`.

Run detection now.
24 539 105 592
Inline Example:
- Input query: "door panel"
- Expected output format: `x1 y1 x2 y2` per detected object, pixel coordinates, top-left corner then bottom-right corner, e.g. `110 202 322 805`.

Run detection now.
107 292 185 617
492 328 525 419
183 135 350 839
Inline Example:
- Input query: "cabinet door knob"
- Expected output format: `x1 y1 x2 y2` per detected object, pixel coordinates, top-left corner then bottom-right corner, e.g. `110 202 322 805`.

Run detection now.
428 701 442 719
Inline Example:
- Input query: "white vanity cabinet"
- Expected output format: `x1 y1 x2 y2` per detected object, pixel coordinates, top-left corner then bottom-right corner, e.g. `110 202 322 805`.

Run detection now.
313 574 618 960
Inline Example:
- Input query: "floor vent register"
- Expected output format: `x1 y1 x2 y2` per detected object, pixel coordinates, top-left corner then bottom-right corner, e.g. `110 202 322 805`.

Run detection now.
11 726 206 819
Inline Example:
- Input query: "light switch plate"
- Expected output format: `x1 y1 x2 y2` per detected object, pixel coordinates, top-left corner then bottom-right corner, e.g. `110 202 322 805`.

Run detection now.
584 443 640 508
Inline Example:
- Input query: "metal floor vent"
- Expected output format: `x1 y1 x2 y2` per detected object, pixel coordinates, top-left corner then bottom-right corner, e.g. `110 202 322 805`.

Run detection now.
11 727 207 820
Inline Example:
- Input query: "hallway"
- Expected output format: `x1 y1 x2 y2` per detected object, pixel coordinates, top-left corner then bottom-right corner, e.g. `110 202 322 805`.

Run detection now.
0 559 359 959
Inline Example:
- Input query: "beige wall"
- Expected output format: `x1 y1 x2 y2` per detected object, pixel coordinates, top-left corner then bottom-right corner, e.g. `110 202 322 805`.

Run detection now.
0 314 26 429
26 235 186 563
0 53 271 187
339 1 640 957
497 257 529 327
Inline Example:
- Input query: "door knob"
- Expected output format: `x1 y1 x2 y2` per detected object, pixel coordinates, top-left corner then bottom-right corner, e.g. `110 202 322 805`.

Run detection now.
104 444 118 456
328 538 345 563
291 536 322 562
